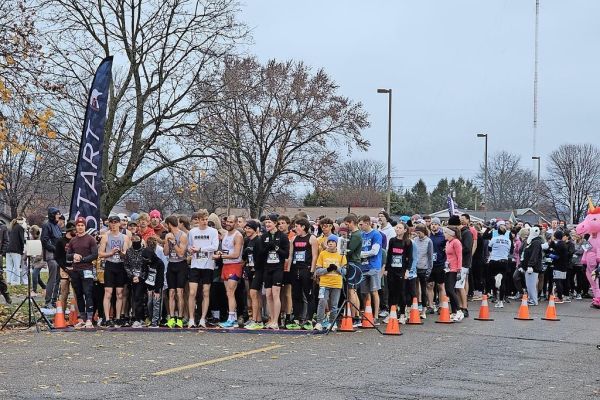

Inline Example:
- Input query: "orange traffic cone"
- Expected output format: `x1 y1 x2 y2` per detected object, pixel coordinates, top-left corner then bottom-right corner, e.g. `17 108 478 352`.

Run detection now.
514 294 534 320
407 297 424 325
68 297 79 326
474 295 494 321
338 302 356 332
53 301 67 329
361 298 375 329
435 296 454 324
541 295 560 321
384 305 402 336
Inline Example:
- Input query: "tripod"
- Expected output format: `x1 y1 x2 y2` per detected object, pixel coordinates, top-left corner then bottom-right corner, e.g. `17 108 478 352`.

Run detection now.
1 256 54 332
326 264 384 335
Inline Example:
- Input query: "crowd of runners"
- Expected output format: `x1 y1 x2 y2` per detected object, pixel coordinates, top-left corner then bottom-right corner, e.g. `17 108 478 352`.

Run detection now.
1 207 598 330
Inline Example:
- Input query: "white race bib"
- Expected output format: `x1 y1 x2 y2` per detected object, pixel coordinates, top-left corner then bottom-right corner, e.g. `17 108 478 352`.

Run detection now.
248 254 255 267
145 272 156 286
294 251 306 264
267 251 280 264
391 255 402 268
83 269 93 279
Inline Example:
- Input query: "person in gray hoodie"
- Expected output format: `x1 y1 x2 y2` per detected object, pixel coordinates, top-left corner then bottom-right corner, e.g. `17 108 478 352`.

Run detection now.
413 224 433 318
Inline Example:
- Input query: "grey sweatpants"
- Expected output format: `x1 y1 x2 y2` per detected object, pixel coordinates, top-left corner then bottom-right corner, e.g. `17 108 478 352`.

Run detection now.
525 272 539 305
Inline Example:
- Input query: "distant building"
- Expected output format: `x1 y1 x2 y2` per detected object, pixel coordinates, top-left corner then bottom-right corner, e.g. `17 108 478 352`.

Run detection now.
430 207 549 225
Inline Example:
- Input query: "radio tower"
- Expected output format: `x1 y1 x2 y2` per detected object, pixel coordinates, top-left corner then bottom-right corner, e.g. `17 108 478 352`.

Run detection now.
532 0 540 159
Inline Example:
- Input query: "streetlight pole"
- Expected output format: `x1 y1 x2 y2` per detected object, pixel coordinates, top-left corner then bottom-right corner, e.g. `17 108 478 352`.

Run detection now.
532 156 540 207
377 88 392 214
477 133 488 221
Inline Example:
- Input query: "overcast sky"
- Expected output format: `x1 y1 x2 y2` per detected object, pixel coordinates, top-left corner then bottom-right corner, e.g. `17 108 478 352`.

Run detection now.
239 0 600 191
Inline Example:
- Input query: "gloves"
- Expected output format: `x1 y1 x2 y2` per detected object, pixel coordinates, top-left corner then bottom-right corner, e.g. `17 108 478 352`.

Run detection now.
527 267 533 274
327 264 337 272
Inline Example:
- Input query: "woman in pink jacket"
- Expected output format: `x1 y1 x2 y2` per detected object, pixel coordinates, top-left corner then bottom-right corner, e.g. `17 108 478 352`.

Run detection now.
444 226 463 321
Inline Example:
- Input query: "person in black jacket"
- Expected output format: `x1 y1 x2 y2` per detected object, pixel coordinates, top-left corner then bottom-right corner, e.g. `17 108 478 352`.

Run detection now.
548 231 570 303
0 220 10 303
259 214 289 330
5 218 25 287
522 227 543 306
124 233 146 328
144 236 164 328
41 207 63 308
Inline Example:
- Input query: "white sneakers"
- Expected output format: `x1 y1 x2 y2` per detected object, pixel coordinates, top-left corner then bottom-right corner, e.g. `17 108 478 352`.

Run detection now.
494 300 504 308
399 315 407 325
451 310 464 322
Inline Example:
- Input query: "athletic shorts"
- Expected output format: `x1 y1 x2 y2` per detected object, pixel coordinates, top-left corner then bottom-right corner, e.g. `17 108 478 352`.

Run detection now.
167 261 189 289
189 268 213 285
104 262 127 288
455 267 469 289
359 269 382 294
221 263 243 281
249 268 264 291
263 266 284 288
428 267 445 285
282 270 293 285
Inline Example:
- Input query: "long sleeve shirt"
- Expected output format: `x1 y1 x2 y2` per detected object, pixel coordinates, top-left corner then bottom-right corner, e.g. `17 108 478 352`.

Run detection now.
445 238 462 272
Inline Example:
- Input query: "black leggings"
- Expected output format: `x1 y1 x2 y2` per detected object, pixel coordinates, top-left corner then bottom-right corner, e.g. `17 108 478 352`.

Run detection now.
291 267 314 322
417 272 428 306
444 272 459 314
489 260 508 300
388 273 416 312
131 281 146 321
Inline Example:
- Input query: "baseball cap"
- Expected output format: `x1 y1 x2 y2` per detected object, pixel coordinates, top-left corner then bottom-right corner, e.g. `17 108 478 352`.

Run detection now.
327 234 339 243
149 209 161 219
108 215 120 223
65 221 76 232
75 216 86 225
431 217 441 225
264 213 279 222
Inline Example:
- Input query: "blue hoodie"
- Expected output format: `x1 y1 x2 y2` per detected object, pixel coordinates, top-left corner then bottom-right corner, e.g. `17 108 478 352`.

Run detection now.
429 229 447 268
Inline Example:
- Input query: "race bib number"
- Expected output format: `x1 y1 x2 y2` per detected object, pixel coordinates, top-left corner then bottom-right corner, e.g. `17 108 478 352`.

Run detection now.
294 251 306 264
432 253 437 262
248 254 255 267
553 270 567 280
267 251 280 264
145 272 156 286
194 251 209 262
444 261 450 273
83 269 93 279
391 255 402 268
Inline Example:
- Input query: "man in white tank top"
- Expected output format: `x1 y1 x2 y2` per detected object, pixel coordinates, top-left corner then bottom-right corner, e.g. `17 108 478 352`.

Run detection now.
216 215 243 328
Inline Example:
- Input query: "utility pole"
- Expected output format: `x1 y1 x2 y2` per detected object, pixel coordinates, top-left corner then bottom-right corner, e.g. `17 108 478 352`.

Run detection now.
377 88 392 214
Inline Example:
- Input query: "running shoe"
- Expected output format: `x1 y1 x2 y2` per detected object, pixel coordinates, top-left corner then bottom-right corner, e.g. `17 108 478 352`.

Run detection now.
420 310 427 320
378 310 389 318
314 323 323 331
176 318 184 328
199 319 207 328
508 294 522 300
84 320 93 329
575 294 583 300
219 320 236 329
563 297 572 303
426 307 435 315
149 323 159 329
383 316 390 324
286 322 302 330
331 323 338 332
462 308 469 318
352 319 362 328
494 301 504 308
246 322 264 330
187 320 196 328
166 317 176 328
302 321 314 330
268 322 280 330
399 315 407 325
321 321 331 330
132 321 143 329
73 320 85 329
454 310 464 322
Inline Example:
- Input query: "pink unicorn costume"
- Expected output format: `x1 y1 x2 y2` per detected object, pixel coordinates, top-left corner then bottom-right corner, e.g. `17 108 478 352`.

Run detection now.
575 200 600 308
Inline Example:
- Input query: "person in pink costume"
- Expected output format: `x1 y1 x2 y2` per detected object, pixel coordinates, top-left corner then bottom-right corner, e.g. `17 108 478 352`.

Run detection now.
575 199 600 309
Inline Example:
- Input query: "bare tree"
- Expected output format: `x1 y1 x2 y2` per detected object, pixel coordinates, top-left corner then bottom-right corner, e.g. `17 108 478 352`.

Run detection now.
40 0 248 213
545 143 600 223
477 151 537 210
305 159 386 207
200 57 370 217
